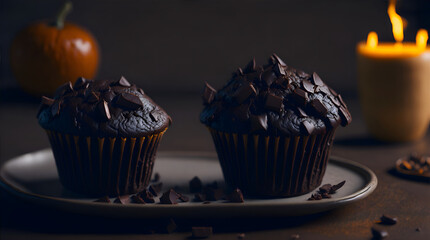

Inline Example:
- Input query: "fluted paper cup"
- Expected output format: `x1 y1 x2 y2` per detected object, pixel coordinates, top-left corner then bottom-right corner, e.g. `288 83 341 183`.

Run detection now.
46 129 166 196
208 128 336 197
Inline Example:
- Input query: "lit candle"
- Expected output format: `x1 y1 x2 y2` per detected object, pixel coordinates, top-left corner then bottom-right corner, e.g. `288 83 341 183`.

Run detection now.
357 0 430 142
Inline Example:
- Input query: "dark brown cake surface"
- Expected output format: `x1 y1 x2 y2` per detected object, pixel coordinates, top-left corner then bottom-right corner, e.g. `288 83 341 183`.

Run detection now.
38 77 171 137
200 54 351 136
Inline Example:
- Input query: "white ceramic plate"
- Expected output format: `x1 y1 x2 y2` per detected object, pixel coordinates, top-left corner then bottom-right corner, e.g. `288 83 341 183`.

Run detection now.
0 149 377 218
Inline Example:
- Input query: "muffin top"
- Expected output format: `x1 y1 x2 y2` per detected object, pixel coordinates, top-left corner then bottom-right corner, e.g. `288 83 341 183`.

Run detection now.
38 77 171 137
200 54 351 136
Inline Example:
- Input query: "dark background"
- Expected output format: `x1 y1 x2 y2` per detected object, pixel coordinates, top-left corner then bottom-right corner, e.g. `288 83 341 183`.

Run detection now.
1 0 430 96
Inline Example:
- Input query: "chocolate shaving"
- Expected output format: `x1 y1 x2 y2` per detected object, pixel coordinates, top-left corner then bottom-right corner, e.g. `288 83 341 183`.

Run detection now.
202 82 217 105
265 93 283 112
160 189 180 204
272 53 287 67
302 79 315 93
330 180 346 193
234 83 257 103
250 114 268 132
87 91 100 103
273 63 286 76
116 93 142 110
236 67 244 76
308 180 346 200
74 77 87 89
312 72 324 86
318 184 332 194
98 100 111 121
191 227 213 238
94 196 111 203
116 76 131 87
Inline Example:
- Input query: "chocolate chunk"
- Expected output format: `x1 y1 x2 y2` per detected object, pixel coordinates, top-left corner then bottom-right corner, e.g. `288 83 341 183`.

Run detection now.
302 79 315 93
292 88 308 106
312 72 324 86
98 100 111 121
308 193 322 200
54 81 73 98
191 227 213 238
273 63 286 76
265 94 283 112
244 58 256 73
74 77 88 89
298 107 308 117
319 184 332 194
87 91 100 103
234 83 257 103
236 67 244 76
51 100 61 117
202 82 217 105
262 70 277 86
116 76 131 87
160 189 180 204
194 193 207 202
151 172 160 182
250 114 268 132
116 93 142 110
310 99 328 116
114 195 130 204
272 53 287 67
138 189 155 203
330 180 346 193
41 96 54 106
149 182 163 197
130 195 146 204
321 192 332 199
371 227 389 239
229 188 244 203
94 196 111 203
339 106 352 126
138 88 145 95
301 121 315 135
189 176 203 193
380 215 398 225
237 233 246 239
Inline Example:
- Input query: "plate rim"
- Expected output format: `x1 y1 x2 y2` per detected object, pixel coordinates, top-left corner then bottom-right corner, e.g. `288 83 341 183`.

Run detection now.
0 149 378 217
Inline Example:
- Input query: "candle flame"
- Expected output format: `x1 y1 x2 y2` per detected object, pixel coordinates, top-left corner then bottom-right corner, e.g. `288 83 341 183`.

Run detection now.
388 0 404 43
416 29 428 49
367 32 378 49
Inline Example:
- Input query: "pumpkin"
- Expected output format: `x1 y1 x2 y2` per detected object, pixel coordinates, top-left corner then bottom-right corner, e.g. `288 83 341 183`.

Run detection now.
10 2 99 97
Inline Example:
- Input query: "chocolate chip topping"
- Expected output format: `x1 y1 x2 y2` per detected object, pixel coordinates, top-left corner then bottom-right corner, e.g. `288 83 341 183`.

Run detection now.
202 82 217 105
38 77 171 137
200 54 350 136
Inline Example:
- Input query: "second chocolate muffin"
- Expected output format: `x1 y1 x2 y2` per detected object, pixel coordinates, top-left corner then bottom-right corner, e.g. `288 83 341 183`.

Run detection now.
200 54 351 197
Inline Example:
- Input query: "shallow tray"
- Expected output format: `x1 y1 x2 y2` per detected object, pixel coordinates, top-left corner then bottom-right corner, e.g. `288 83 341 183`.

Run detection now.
0 149 377 218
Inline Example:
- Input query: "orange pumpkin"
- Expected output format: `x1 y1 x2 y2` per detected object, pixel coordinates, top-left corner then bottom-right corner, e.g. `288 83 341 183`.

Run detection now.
10 2 99 97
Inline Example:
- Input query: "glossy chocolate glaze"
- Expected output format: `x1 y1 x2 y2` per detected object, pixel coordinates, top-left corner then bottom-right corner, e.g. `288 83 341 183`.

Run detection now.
38 77 171 137
200 54 351 136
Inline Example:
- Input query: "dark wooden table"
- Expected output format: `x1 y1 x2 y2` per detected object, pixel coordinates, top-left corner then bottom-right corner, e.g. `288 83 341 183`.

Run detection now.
1 91 429 240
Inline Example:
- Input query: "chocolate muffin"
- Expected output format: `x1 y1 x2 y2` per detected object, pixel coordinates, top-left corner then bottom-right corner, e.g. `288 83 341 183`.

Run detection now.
200 54 351 197
38 77 171 196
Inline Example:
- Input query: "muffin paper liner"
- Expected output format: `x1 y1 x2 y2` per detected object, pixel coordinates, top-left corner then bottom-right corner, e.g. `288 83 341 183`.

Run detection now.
208 128 336 197
46 129 166 197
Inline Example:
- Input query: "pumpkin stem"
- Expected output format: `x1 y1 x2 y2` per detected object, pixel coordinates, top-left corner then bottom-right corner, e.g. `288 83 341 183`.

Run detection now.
55 1 73 29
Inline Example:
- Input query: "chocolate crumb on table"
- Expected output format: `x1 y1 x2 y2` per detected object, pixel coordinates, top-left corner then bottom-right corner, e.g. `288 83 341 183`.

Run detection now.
379 214 398 225
397 153 430 178
371 227 389 239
